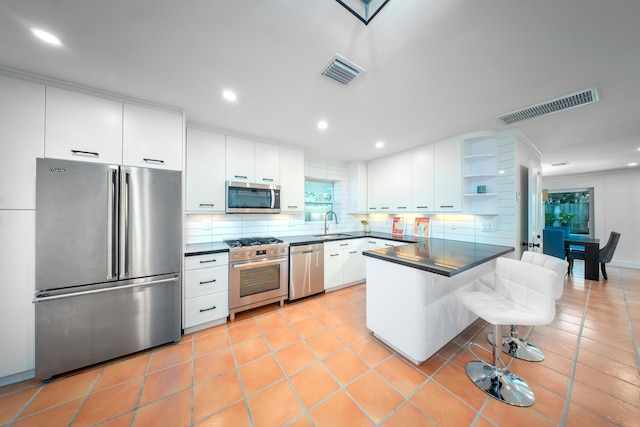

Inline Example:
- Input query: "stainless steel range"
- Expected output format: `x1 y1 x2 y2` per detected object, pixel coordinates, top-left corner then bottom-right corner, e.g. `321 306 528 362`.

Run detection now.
224 237 289 320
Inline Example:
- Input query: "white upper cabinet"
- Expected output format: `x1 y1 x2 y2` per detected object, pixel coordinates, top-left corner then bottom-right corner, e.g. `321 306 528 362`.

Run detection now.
367 158 393 211
0 76 45 209
433 138 462 211
390 151 412 211
123 104 183 171
348 161 368 213
45 86 123 164
225 136 255 182
279 147 304 212
411 145 434 211
185 129 226 212
225 137 280 184
254 142 280 184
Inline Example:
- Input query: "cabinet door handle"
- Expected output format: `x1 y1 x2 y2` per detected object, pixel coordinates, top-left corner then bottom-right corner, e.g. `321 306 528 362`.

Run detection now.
440 205 454 208
234 175 247 179
348 250 357 254
369 207 377 210
416 206 429 209
199 279 217 285
397 206 407 209
381 207 389 210
199 203 215 207
287 205 298 209
340 243 348 246
199 306 217 312
71 149 99 157
262 178 274 182
385 244 394 247
330 253 340 257
199 259 217 264
143 158 165 164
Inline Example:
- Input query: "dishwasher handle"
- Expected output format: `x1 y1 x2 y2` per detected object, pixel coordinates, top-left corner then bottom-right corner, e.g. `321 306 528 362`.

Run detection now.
290 244 324 254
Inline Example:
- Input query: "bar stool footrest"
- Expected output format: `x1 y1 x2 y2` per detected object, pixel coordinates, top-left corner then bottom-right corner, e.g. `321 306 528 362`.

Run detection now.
487 333 545 362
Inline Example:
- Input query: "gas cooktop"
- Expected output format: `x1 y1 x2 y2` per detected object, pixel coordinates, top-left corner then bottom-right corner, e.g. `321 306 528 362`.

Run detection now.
224 237 285 248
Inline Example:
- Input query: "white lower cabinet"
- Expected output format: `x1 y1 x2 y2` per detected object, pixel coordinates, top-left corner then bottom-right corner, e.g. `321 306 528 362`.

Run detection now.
366 238 408 250
324 239 366 291
183 253 229 332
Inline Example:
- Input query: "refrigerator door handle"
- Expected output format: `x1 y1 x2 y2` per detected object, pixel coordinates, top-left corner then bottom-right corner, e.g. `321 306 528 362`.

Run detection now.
33 277 179 303
120 170 130 278
107 168 118 279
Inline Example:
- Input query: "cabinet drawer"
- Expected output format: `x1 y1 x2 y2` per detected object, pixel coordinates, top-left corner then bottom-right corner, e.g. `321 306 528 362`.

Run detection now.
324 238 362 251
185 253 229 270
184 292 229 327
184 266 228 299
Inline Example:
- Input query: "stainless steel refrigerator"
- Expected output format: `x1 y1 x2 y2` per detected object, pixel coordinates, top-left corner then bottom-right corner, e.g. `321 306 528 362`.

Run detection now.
33 158 182 380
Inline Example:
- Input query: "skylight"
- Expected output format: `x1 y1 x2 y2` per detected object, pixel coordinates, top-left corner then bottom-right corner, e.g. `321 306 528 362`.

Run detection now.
335 0 391 25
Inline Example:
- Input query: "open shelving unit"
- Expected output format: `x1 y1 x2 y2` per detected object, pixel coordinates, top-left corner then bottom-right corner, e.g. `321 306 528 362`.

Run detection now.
463 135 498 215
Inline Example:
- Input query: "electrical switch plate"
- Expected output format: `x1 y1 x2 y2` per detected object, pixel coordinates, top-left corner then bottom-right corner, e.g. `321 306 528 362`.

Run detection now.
202 221 212 230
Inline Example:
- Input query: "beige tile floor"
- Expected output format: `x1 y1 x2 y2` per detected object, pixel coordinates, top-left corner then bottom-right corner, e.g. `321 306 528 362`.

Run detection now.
1 261 639 426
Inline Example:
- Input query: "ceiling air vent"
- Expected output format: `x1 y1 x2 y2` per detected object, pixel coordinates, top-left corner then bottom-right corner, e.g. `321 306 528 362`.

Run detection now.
496 86 600 124
321 54 365 86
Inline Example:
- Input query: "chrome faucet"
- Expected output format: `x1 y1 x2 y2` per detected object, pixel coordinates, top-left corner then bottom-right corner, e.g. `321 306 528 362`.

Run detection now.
324 210 338 234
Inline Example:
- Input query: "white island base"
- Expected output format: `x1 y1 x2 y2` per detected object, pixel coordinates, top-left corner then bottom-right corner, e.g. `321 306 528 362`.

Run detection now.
365 257 498 365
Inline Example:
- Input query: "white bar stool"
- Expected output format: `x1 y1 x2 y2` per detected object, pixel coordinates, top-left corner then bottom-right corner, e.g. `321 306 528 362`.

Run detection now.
485 251 567 362
458 257 557 406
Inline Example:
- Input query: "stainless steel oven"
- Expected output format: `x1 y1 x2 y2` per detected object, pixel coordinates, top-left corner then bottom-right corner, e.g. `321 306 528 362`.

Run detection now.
225 237 289 320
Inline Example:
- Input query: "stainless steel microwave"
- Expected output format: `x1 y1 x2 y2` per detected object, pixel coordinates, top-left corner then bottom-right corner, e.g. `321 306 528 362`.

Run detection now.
226 181 281 214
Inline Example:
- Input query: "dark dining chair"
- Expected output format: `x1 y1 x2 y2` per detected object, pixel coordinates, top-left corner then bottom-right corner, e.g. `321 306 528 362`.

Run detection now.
567 231 621 280
542 228 565 259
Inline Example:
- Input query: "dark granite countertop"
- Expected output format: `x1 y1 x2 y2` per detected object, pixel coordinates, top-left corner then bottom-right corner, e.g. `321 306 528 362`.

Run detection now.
184 231 416 256
362 238 514 277
281 231 418 246
185 233 514 276
184 241 230 257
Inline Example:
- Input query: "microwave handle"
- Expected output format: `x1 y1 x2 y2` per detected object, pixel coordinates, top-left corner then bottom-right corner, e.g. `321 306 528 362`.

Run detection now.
271 189 275 209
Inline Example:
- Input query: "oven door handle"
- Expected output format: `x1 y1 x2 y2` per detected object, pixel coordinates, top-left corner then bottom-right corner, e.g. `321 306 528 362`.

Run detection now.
232 258 286 270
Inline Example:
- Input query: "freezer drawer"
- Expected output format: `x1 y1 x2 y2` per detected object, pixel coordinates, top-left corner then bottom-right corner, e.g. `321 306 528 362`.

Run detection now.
34 274 180 380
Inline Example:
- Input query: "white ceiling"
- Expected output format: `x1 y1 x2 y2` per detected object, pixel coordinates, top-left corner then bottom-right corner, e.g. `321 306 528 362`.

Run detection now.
1 0 639 177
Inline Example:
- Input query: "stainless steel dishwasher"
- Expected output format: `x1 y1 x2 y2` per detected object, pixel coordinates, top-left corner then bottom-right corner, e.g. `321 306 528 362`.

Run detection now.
289 244 324 301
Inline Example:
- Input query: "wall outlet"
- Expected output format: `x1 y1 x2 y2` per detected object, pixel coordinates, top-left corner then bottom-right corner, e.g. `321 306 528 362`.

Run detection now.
202 221 212 230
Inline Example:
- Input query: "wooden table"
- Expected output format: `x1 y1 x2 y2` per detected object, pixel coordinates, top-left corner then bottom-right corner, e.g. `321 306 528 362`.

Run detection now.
565 235 600 280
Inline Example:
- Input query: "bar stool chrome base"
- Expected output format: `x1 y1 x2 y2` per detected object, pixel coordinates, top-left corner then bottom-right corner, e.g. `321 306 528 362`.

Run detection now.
487 332 545 362
465 361 535 407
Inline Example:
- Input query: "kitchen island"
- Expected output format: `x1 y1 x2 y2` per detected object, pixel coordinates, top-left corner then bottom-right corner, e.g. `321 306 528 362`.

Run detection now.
363 239 514 364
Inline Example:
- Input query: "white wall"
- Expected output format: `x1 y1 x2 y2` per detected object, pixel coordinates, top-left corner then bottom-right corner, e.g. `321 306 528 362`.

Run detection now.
542 169 640 269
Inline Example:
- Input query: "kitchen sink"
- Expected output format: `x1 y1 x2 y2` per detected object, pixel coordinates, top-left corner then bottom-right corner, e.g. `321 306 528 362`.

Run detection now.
313 233 352 239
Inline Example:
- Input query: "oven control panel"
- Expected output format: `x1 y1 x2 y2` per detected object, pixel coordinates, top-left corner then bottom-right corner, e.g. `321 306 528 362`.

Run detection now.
230 245 289 262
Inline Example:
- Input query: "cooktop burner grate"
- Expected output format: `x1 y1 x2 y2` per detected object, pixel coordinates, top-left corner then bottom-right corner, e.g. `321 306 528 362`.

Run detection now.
224 237 284 248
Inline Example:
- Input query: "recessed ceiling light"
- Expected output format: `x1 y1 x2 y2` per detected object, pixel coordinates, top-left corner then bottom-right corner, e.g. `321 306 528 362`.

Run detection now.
222 90 237 102
375 141 384 148
31 28 62 46
628 162 638 167
317 121 328 130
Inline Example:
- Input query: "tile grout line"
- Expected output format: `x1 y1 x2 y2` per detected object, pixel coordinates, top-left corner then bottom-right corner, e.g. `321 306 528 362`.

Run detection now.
616 269 640 370
560 279 592 426
5 384 43 426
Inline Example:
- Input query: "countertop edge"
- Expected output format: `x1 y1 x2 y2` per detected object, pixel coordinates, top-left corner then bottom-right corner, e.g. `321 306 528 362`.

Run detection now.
362 246 514 277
